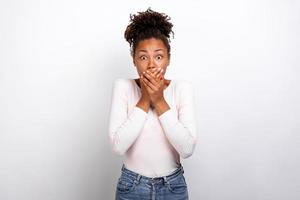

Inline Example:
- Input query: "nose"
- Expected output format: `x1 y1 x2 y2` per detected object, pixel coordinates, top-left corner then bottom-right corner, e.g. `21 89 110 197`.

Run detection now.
148 58 156 70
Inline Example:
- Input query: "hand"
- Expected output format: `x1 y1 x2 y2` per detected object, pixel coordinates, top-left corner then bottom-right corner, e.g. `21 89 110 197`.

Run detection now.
140 67 165 106
140 75 151 103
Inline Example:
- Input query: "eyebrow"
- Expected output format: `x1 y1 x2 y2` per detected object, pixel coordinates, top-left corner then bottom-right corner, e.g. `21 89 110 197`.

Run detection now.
137 49 165 53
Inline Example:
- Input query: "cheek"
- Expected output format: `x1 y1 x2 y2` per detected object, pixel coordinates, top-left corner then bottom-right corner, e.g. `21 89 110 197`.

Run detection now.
136 67 146 76
135 61 147 69
158 59 169 67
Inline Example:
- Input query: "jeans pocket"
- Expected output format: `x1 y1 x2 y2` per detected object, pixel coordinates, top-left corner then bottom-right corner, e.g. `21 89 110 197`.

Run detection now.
167 174 188 194
116 176 137 194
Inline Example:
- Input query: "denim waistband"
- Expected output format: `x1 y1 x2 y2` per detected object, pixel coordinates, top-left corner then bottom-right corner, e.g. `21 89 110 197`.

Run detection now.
121 164 184 184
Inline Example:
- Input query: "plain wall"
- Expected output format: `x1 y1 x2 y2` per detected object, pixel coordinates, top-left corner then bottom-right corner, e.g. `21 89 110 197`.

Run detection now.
0 0 299 199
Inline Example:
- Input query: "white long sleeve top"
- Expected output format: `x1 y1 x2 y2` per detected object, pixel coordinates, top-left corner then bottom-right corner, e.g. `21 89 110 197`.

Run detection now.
108 78 198 177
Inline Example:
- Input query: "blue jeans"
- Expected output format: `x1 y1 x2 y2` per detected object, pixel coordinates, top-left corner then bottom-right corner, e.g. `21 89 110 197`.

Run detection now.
115 164 189 200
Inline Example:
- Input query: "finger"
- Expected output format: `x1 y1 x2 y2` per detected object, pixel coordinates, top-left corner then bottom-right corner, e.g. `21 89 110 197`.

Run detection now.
159 76 165 87
154 72 164 86
143 72 164 91
141 76 155 93
141 74 158 91
142 75 158 91
147 69 164 88
143 71 160 86
150 68 164 78
155 68 164 78
157 70 164 80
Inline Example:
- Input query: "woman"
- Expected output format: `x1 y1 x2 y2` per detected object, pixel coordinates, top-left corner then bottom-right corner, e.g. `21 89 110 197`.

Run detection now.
108 8 198 200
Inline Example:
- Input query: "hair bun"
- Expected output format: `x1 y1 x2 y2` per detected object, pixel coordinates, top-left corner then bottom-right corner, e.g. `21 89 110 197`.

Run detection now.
125 7 174 46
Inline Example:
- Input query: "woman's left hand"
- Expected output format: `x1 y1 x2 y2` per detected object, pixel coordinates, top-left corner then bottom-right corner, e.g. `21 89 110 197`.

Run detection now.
140 67 165 106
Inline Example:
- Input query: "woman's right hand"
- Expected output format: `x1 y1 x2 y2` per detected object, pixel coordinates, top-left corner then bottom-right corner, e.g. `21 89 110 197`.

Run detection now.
136 75 151 112
140 77 151 102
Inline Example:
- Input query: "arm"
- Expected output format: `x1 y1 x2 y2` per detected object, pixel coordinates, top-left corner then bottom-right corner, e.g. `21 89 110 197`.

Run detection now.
108 79 148 155
158 81 198 159
153 98 170 117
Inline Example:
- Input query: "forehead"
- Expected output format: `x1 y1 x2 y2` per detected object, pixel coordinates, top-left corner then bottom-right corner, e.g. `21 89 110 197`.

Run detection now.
136 38 167 52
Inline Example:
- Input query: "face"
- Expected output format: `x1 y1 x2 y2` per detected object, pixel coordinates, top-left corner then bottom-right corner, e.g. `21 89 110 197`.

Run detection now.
133 38 170 77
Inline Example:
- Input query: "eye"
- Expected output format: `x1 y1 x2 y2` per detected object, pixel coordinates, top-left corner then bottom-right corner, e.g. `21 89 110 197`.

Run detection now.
139 55 147 60
156 55 163 60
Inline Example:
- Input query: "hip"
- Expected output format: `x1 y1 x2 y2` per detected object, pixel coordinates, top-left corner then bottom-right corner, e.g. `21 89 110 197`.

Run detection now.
115 164 189 200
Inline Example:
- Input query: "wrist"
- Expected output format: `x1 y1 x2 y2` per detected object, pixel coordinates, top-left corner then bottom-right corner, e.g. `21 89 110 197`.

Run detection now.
153 98 166 107
137 98 150 113
140 96 150 104
153 98 170 116
138 98 150 107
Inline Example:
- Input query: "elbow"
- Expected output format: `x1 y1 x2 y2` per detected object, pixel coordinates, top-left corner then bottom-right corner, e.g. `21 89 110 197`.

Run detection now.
112 145 126 156
109 134 126 156
180 149 194 159
180 137 198 159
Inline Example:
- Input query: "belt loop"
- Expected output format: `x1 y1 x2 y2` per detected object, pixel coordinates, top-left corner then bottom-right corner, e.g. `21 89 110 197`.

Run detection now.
135 174 141 184
180 164 184 174
163 176 168 185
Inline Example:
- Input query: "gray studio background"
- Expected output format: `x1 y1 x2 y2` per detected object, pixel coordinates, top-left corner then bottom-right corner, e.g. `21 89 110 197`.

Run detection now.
0 0 299 199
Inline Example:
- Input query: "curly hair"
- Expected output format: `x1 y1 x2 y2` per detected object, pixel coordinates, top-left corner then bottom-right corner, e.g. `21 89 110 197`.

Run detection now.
124 7 174 58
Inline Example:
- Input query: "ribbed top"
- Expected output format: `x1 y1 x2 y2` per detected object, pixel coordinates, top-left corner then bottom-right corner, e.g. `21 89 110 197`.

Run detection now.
108 78 198 177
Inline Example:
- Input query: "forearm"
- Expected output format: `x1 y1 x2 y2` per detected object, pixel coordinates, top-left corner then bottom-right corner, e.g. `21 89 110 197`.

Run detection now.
109 106 148 155
158 108 197 158
154 98 170 116
136 98 151 113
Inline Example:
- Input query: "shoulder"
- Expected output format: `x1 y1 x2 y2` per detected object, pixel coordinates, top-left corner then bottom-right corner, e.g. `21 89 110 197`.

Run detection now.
113 78 132 85
112 78 133 89
172 79 194 91
172 79 195 102
111 78 135 97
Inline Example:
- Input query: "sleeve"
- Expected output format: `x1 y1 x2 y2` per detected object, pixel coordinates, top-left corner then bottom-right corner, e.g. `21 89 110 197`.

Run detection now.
108 79 148 156
158 81 198 159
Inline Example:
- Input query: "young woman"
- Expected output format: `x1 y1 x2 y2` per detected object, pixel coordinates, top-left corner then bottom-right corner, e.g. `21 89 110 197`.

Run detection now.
108 8 198 200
